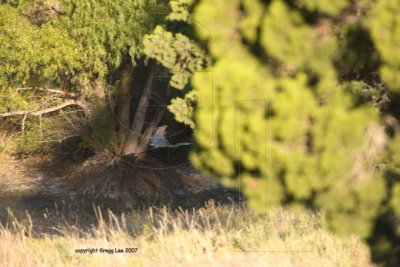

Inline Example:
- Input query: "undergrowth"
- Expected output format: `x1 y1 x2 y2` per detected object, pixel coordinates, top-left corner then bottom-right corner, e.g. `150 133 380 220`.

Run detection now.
0 203 373 267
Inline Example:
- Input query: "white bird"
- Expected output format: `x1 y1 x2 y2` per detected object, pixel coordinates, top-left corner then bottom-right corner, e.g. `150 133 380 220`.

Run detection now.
150 125 192 148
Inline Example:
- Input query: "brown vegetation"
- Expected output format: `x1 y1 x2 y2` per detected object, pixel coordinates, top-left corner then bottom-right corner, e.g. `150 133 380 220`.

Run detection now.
0 203 374 267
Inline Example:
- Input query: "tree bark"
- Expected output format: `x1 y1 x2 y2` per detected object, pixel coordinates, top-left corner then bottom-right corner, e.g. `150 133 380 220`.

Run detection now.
116 58 135 155
0 100 89 117
123 61 157 156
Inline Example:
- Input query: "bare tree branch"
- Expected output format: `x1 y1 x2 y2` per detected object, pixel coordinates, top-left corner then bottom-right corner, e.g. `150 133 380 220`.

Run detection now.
0 100 89 118
15 87 78 98
21 112 28 132
31 100 86 116
0 111 26 117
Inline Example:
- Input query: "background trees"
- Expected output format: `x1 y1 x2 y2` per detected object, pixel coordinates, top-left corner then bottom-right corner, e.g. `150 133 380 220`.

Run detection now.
0 0 209 198
0 0 206 158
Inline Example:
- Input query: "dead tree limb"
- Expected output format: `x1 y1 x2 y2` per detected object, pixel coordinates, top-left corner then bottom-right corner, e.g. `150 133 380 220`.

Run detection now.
21 112 28 132
0 100 89 118
15 87 78 98
0 111 26 117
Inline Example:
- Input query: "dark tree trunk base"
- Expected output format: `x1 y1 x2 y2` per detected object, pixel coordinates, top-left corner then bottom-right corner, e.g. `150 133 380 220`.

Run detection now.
62 151 214 201
4 149 246 210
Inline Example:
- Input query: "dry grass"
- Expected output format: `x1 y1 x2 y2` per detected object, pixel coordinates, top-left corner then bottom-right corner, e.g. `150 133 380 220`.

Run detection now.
0 203 374 267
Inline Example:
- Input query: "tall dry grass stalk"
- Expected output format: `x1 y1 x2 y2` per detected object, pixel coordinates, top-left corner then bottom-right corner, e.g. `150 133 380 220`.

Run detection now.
0 202 374 267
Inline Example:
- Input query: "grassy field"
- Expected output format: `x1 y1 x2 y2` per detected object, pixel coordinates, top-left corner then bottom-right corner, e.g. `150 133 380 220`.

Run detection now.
0 202 373 267
0 148 375 267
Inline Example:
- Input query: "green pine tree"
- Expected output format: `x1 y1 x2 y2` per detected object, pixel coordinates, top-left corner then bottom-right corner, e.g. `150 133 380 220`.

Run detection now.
189 2 397 261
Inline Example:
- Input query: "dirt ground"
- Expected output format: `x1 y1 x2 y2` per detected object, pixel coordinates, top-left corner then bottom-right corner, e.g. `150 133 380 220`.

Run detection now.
0 151 245 235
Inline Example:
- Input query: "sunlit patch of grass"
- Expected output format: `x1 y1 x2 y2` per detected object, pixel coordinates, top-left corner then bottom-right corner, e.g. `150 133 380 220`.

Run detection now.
0 202 373 267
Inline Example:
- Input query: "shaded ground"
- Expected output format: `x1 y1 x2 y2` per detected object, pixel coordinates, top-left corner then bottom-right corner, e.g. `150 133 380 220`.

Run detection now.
0 150 245 236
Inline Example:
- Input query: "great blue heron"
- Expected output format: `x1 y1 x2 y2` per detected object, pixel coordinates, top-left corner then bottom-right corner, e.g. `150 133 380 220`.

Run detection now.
150 125 192 148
